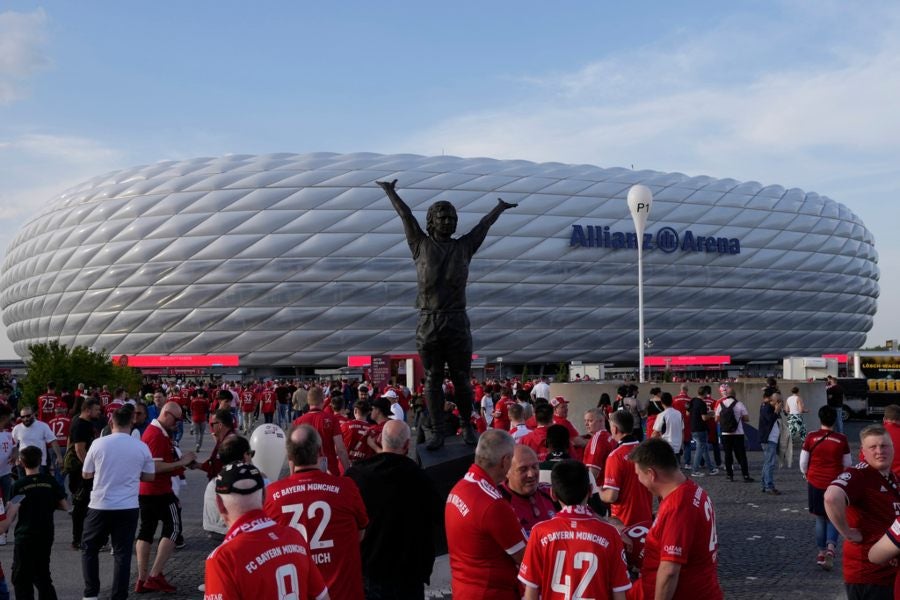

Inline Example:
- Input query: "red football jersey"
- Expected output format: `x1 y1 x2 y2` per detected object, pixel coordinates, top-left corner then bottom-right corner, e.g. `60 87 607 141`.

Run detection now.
445 464 527 600
641 479 723 600
139 421 176 496
367 421 386 450
293 409 342 476
520 426 550 460
47 416 71 444
204 509 327 600
499 482 556 535
493 397 513 431
37 394 60 422
98 392 112 406
583 430 616 481
802 430 850 489
673 393 691 441
258 390 277 414
340 419 374 463
190 398 210 424
104 401 123 419
240 391 257 412
829 462 900 586
886 517 900 599
519 504 632 599
264 469 368 600
603 441 653 527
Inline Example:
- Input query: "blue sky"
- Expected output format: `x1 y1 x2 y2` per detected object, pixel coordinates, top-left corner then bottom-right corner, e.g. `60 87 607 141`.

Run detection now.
0 1 897 358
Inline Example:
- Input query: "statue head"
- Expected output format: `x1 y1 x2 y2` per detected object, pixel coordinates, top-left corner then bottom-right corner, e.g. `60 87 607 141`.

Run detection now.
426 201 458 240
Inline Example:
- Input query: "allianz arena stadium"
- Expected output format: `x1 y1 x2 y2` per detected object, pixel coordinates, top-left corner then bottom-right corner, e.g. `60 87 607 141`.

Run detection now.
0 152 879 367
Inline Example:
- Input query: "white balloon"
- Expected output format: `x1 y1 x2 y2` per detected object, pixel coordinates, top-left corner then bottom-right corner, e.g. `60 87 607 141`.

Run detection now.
249 423 287 480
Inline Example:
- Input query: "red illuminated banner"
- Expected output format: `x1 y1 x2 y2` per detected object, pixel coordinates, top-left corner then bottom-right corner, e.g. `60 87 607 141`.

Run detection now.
822 354 849 364
643 355 731 367
115 355 239 368
347 355 371 368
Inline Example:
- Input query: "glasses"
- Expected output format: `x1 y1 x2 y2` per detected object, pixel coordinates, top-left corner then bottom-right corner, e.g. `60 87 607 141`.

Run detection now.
20 414 33 419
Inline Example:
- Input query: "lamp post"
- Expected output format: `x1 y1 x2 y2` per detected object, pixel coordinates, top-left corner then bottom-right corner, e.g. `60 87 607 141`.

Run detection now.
628 185 653 383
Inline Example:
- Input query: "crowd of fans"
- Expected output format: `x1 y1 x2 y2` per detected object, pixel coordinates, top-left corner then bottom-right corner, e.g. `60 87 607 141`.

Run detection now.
0 373 896 599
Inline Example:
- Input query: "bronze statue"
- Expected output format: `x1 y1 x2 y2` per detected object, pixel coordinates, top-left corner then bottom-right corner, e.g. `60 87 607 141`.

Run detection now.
376 179 517 449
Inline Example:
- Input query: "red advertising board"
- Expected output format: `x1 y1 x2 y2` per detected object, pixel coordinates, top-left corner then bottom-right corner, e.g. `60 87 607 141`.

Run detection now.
643 355 731 367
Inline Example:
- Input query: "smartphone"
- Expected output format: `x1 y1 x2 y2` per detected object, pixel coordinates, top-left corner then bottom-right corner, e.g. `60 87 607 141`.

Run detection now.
7 494 25 505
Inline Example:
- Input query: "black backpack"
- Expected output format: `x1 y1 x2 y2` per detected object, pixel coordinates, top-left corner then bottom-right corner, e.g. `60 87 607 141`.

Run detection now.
719 399 739 433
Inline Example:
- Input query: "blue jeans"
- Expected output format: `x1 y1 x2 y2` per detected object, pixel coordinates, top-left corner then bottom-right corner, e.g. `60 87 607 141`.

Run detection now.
834 407 844 434
815 514 839 550
0 473 14 504
277 403 290 428
173 420 184 445
691 432 713 472
683 436 693 466
0 578 8 600
762 442 778 490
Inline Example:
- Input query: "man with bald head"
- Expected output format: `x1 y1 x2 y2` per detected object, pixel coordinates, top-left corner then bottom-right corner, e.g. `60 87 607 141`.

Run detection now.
500 445 556 534
135 401 197 593
265 424 368 600
347 420 442 598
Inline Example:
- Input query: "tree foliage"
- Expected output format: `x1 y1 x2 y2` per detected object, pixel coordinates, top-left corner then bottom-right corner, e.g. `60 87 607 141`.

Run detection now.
21 341 142 407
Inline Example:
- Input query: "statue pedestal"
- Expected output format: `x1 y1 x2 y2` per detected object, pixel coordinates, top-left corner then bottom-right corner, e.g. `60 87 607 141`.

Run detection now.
415 434 475 555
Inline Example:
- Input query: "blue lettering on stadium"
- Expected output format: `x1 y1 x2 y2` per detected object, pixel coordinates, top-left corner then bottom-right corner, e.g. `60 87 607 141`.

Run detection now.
569 225 741 255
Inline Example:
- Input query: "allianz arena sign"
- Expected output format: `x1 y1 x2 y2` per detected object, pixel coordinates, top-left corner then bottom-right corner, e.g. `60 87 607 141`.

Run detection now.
570 224 742 255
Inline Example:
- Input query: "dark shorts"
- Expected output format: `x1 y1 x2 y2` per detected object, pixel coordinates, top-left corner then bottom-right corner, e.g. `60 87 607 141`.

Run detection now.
137 493 180 542
807 483 827 516
416 311 472 356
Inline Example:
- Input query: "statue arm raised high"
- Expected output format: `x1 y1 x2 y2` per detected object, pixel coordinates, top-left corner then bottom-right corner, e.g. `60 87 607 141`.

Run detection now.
462 197 518 252
376 179 425 244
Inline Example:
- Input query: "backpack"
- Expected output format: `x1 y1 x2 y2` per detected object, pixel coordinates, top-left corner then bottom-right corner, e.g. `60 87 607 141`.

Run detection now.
719 399 739 433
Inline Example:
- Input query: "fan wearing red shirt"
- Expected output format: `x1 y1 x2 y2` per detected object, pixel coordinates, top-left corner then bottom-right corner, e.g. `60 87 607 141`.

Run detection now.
365 398 392 454
799 405 851 570
47 405 71 447
292 388 350 476
258 385 277 424
550 397 586 460
239 388 258 434
868 515 900 599
632 438 723 600
519 460 631 600
500 445 556 535
137 402 197 593
446 430 527 600
341 401 374 464
264 424 367 600
583 408 617 485
601 411 652 528
190 391 212 453
207 462 329 600
36 383 60 422
493 390 514 432
520 403 554 460
825 424 900 596
97 386 112 407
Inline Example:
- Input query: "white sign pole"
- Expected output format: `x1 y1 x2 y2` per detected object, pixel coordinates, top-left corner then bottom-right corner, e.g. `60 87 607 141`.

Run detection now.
627 185 653 383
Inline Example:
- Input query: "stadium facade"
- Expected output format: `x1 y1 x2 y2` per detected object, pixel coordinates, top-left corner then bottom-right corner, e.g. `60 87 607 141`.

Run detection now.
0 153 879 367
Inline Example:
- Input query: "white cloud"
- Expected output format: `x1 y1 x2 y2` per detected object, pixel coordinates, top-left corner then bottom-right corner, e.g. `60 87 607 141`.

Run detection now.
395 2 900 343
0 9 50 104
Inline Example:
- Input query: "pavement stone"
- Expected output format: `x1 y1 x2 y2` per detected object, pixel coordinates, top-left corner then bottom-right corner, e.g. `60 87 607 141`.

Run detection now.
0 421 869 599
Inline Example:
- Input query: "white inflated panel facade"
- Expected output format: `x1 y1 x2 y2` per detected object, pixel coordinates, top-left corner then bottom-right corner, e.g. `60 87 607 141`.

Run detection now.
0 152 879 366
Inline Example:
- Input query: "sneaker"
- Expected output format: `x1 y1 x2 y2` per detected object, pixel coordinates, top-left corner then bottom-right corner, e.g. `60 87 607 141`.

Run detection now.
823 549 835 571
816 551 826 567
135 579 148 594
175 537 186 550
709 468 719 475
691 471 705 477
743 476 755 483
144 574 177 594
768 488 782 496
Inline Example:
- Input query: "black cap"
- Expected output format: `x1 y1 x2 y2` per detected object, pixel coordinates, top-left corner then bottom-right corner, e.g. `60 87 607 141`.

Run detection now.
215 462 264 495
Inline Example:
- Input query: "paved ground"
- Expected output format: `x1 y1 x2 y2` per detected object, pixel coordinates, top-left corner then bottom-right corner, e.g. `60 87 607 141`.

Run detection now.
0 422 869 599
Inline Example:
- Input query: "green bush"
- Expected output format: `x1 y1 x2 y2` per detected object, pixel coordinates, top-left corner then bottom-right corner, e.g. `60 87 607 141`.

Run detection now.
21 341 142 407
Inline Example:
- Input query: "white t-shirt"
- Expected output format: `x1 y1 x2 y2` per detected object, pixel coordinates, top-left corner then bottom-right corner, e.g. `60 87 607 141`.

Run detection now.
786 395 801 415
481 394 494 426
510 423 530 441
653 407 684 453
203 478 227 535
82 432 155 510
532 382 551 400
0 431 14 477
11 420 57 465
715 398 748 435
390 403 405 421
